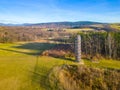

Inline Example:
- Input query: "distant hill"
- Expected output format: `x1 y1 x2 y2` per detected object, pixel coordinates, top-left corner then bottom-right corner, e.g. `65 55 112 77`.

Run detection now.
0 23 7 26
1 21 120 32
23 21 104 28
28 21 103 25
0 23 21 26
0 21 104 27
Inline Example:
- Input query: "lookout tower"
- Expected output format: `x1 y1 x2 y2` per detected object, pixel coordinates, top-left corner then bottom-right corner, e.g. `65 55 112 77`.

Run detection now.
75 35 84 64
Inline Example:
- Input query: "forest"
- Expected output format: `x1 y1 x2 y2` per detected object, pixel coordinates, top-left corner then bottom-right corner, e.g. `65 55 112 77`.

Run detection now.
70 32 120 60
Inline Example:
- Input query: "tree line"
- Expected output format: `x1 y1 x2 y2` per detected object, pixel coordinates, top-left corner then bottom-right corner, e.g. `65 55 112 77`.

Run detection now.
70 32 120 60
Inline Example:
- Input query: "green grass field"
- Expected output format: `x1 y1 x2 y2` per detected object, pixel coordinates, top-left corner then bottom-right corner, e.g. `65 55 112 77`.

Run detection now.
110 24 120 30
0 42 76 90
0 42 120 90
65 28 94 33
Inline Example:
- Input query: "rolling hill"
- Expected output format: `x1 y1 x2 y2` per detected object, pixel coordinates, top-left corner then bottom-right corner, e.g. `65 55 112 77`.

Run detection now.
0 21 103 27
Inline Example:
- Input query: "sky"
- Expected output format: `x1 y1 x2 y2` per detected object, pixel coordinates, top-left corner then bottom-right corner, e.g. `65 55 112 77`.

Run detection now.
0 0 120 24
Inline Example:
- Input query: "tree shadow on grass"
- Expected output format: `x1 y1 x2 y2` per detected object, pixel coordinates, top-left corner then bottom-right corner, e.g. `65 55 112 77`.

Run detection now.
0 42 55 56
29 56 51 90
13 42 56 55
0 48 37 55
13 42 55 51
53 56 75 62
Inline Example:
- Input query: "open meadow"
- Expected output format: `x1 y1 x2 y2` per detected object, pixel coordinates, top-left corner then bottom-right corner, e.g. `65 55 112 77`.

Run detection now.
0 42 120 90
0 42 76 90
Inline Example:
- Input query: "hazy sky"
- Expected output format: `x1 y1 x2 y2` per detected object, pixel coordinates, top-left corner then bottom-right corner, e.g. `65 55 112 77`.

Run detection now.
0 0 120 23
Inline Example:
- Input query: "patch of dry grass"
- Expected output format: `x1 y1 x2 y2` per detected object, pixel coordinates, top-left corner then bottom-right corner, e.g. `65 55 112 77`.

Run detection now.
48 65 120 90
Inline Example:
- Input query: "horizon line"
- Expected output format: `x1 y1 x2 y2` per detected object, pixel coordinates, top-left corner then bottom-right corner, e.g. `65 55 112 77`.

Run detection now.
0 20 120 24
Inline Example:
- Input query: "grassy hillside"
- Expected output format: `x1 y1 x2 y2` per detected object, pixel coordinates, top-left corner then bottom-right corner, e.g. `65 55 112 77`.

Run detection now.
110 24 120 30
0 42 76 90
0 42 120 90
49 65 120 90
